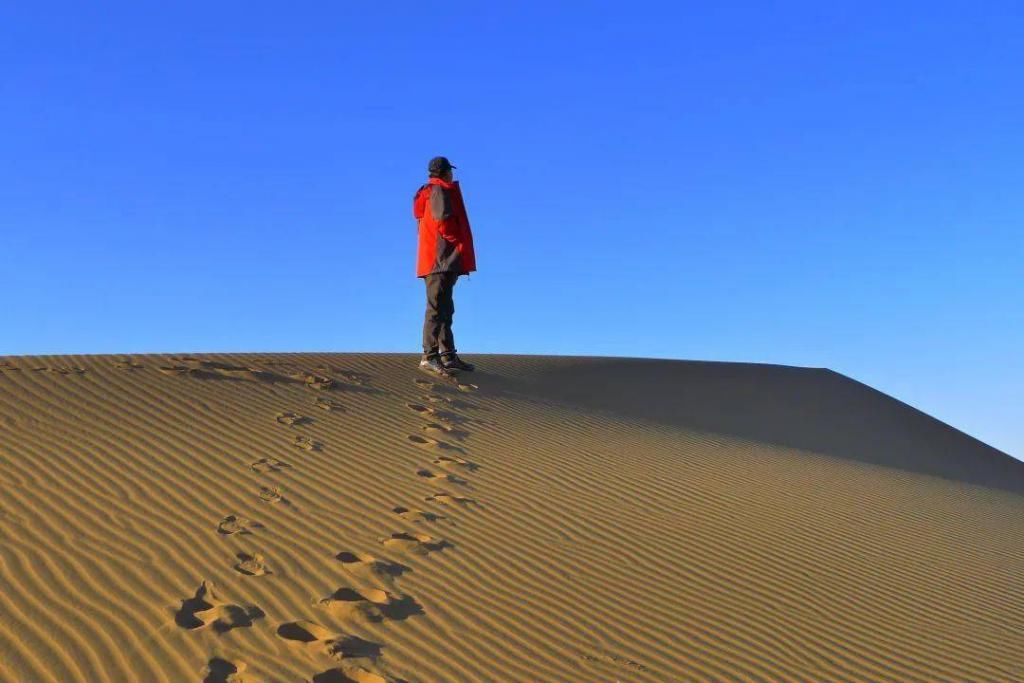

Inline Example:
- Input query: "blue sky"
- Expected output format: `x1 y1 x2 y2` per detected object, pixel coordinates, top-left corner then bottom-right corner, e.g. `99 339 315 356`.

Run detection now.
1 2 1021 458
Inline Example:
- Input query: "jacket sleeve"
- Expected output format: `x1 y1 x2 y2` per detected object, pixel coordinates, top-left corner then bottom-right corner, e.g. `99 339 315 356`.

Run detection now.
429 185 461 243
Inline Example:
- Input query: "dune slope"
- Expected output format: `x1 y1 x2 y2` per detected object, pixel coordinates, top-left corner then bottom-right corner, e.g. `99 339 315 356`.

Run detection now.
0 353 1021 683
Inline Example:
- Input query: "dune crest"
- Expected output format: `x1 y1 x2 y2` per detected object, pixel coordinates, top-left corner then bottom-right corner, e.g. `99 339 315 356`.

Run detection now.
0 353 1021 682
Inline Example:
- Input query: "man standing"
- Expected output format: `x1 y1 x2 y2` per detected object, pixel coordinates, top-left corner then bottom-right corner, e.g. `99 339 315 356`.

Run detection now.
413 156 476 374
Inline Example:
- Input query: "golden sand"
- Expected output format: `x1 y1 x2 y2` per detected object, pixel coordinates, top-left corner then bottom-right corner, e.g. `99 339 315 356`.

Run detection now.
0 353 1021 682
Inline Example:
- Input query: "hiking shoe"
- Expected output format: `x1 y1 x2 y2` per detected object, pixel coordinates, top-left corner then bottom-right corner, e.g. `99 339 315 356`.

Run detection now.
441 354 475 372
419 356 454 377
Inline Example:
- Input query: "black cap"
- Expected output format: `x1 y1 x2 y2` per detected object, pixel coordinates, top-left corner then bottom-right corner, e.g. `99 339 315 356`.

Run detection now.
428 156 456 177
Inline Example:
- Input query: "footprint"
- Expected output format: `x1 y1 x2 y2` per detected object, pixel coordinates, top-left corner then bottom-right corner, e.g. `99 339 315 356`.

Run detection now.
319 586 423 622
408 405 461 427
258 485 288 505
456 382 478 392
315 397 345 412
175 581 264 632
407 434 438 449
217 515 263 536
424 393 478 411
276 619 335 644
406 403 463 426
115 358 144 370
424 492 476 506
415 468 468 486
420 422 449 434
297 373 336 391
420 422 468 440
335 551 410 579
432 454 479 472
163 359 291 384
156 359 225 380
250 457 292 473
433 408 466 424
276 412 311 426
413 378 434 389
234 552 269 576
331 369 371 386
380 531 451 555
47 365 86 375
391 506 447 523
202 657 255 683
157 365 190 376
234 365 289 383
276 621 381 661
405 403 436 417
407 434 462 453
293 435 321 451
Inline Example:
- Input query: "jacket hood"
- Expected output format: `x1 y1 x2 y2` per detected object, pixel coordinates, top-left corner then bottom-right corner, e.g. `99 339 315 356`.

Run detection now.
414 178 461 219
428 177 460 189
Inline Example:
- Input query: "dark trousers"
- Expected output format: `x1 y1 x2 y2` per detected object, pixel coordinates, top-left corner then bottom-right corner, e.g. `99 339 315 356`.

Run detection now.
422 272 458 357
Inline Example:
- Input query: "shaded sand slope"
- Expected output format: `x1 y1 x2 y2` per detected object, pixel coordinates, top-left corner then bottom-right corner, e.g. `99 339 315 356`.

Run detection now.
494 358 1024 495
0 353 1021 683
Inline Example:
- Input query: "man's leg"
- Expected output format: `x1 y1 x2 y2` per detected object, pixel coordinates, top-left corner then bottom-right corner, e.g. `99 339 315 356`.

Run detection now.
422 274 444 359
437 273 457 356
437 274 474 370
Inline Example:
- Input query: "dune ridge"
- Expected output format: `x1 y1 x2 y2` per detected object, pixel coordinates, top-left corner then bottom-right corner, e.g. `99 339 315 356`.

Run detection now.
0 353 1021 682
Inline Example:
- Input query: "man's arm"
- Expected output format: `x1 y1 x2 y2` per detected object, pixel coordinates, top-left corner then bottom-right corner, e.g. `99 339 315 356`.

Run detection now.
430 185 461 243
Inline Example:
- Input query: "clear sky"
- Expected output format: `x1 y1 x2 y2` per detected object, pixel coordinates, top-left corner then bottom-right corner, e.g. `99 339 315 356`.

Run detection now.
2 2 1021 458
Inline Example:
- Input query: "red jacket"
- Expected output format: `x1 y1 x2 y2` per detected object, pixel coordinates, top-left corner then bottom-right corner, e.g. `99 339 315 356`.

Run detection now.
413 178 476 277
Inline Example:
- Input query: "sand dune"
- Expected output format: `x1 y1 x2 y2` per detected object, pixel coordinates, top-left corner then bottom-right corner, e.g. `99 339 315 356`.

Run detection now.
0 353 1021 682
